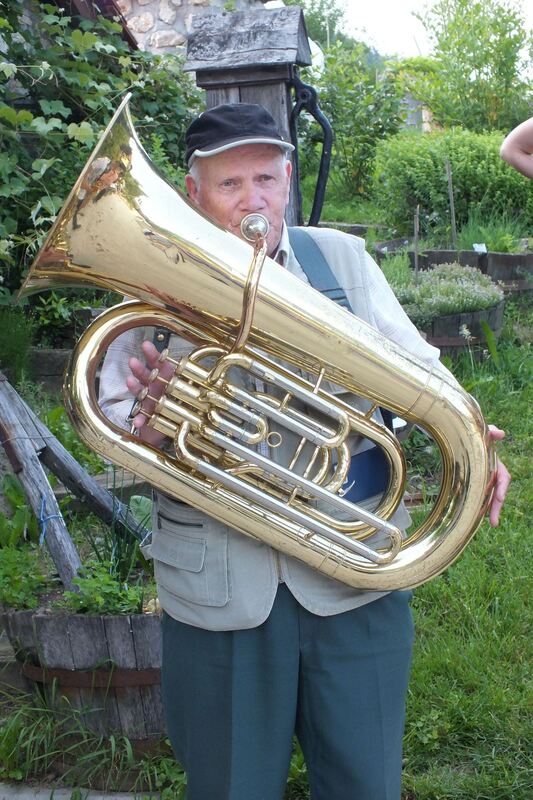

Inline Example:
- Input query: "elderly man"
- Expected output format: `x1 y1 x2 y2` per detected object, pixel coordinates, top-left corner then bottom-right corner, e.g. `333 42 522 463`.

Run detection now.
99 103 509 800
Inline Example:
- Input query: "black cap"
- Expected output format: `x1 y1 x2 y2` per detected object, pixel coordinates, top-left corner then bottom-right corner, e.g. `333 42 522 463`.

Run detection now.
185 103 294 167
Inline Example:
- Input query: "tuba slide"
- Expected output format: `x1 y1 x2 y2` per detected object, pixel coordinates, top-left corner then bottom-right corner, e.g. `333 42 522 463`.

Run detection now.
19 94 497 591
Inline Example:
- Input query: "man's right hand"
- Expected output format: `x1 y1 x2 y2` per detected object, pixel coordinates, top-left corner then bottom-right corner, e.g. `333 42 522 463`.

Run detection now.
126 340 177 446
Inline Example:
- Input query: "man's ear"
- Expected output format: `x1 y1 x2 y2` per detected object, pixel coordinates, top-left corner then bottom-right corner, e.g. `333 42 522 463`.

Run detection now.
185 173 199 205
285 158 293 201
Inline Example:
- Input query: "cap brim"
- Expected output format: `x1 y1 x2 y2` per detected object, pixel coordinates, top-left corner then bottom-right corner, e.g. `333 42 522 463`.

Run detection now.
188 137 294 167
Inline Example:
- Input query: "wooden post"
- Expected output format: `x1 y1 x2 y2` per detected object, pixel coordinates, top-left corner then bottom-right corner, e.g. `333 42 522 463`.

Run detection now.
414 204 420 283
184 6 312 225
445 157 458 252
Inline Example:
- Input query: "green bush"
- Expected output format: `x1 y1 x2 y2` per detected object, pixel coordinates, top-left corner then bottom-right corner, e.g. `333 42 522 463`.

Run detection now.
393 263 504 330
60 561 148 615
0 547 51 609
0 307 34 382
373 128 533 237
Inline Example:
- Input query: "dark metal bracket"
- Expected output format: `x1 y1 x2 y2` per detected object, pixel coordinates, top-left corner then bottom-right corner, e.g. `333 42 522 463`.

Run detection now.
289 71 333 227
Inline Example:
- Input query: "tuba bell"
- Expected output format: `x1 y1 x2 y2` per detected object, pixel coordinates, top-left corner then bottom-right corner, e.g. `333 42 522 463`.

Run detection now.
19 94 497 591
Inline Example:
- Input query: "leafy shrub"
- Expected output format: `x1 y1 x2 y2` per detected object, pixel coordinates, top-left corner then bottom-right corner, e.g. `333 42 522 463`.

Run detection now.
60 561 148 615
456 207 527 253
0 307 34 382
393 263 504 329
373 128 533 237
0 475 39 549
44 406 105 474
0 547 51 609
414 0 532 133
0 3 202 300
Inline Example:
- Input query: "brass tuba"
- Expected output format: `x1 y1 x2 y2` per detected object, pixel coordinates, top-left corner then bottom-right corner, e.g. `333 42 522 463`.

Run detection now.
19 94 496 591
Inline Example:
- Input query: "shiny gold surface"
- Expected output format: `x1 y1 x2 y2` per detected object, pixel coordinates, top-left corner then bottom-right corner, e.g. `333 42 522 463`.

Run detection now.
20 95 497 590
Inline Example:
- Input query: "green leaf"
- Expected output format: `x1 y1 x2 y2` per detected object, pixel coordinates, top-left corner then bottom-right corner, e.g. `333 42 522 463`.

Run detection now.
15 109 34 125
0 176 28 197
481 319 501 368
129 495 153 528
41 195 62 215
0 105 17 126
39 99 71 119
31 157 58 180
95 41 117 54
0 62 16 79
70 28 98 53
30 116 64 135
66 120 95 144
0 240 13 264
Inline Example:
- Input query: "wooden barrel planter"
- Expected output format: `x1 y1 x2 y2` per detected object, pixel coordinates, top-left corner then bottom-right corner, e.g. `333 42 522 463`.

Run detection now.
484 251 533 293
407 249 484 271
376 240 533 295
424 300 505 357
1 608 165 741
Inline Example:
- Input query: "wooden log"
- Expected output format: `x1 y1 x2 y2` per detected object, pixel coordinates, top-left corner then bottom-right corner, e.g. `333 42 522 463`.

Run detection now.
0 375 81 590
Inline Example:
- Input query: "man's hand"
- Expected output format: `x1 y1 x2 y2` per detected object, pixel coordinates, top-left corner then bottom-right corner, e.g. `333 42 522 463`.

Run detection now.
487 425 511 527
126 340 176 446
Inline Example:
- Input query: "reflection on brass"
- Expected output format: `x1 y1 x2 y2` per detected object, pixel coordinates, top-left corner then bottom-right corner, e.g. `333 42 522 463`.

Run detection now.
19 95 497 591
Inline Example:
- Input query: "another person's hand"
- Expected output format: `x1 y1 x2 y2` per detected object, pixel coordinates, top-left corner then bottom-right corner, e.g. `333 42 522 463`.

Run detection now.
126 340 176 446
487 425 511 527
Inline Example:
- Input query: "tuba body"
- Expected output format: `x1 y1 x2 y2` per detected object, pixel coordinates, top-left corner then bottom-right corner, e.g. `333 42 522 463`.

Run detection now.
19 95 496 591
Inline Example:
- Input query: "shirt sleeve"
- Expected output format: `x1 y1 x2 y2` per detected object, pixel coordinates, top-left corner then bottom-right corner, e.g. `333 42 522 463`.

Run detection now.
361 249 460 385
98 324 148 430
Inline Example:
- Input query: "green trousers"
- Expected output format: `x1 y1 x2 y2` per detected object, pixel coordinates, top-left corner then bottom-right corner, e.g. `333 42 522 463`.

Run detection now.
162 584 414 800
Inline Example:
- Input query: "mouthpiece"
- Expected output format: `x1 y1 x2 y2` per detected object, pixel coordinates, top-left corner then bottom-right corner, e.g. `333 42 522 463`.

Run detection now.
240 213 269 242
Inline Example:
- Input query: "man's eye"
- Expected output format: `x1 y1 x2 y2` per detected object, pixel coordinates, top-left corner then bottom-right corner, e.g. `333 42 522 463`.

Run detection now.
221 179 236 188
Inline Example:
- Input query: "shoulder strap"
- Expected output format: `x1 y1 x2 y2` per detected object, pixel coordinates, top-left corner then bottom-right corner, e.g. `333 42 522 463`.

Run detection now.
288 227 394 435
288 227 352 312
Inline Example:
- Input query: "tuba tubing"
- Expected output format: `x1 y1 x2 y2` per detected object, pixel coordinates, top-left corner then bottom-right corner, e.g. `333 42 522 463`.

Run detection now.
20 94 497 590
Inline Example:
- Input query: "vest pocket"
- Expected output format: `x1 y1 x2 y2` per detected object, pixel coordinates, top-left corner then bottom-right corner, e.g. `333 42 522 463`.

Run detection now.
152 512 230 607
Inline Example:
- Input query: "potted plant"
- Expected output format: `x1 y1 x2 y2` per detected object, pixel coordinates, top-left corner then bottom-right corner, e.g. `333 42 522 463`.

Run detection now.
383 259 505 356
0 476 164 743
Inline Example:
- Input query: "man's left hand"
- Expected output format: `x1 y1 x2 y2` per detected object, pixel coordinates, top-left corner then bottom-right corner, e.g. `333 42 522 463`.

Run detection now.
487 425 511 527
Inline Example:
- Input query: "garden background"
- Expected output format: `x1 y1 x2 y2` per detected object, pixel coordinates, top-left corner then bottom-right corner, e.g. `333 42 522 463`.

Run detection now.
0 0 531 798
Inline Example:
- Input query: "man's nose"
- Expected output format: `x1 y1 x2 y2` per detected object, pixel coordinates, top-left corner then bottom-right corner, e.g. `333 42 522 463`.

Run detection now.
240 183 265 211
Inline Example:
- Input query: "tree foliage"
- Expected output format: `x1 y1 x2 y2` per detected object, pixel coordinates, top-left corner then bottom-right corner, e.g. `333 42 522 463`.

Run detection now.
0 1 202 298
413 0 532 132
309 43 403 196
283 0 347 49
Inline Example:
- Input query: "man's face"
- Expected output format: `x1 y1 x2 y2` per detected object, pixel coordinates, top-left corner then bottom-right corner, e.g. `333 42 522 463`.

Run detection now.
185 144 292 256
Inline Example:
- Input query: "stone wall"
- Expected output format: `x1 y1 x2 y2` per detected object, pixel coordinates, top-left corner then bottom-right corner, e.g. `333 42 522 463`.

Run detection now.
116 0 268 54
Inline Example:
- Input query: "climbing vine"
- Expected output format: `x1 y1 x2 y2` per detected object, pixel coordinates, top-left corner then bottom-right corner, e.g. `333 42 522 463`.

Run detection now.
0 1 202 299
